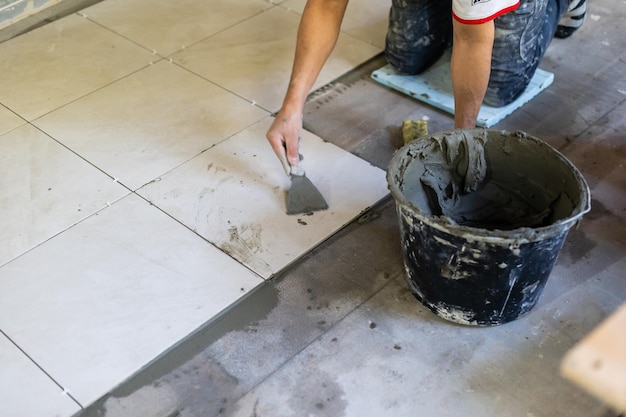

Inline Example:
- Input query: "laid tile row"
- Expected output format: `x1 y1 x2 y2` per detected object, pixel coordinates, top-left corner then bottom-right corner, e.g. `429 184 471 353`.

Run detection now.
0 0 387 123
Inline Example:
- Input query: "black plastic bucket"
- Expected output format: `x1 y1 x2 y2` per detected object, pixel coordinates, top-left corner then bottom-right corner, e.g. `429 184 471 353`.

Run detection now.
387 129 590 326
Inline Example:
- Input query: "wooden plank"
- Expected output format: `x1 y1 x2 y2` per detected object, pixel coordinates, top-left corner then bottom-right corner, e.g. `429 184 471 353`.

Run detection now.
561 302 626 413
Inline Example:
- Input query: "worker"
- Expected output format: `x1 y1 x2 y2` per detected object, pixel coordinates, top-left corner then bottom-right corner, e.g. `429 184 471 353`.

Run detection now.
266 0 586 170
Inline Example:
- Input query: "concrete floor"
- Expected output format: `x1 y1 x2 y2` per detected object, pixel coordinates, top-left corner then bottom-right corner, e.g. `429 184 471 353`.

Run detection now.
75 3 626 417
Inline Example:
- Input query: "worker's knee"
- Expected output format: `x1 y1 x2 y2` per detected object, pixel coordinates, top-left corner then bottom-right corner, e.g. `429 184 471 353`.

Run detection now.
385 0 452 75
385 48 435 75
484 87 519 108
484 70 533 108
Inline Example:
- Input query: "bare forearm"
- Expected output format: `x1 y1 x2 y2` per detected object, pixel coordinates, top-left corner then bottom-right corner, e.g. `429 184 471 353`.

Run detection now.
450 20 494 128
267 0 348 168
281 0 349 113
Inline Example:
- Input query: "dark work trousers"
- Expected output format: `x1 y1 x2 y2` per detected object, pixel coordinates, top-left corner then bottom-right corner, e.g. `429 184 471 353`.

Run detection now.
385 0 569 106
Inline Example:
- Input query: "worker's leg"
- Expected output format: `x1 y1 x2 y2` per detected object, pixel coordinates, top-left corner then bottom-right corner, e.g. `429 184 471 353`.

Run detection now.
485 0 574 107
555 0 587 38
385 0 452 75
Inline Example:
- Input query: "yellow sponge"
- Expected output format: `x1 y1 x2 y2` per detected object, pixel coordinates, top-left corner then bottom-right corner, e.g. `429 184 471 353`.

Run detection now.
401 119 429 145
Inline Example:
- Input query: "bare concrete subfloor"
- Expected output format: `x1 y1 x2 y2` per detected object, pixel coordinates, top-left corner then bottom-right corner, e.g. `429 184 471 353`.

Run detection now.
75 10 625 417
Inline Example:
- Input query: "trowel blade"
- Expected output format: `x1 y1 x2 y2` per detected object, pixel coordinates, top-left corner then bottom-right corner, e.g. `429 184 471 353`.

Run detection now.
286 174 328 215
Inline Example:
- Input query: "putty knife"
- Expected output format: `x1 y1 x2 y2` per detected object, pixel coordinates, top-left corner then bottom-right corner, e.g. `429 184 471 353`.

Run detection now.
286 162 328 215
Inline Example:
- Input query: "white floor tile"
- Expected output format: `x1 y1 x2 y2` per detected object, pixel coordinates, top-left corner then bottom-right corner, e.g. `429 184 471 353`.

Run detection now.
0 14 154 121
0 194 264 406
172 6 382 112
0 105 24 136
0 334 80 417
282 0 391 48
138 117 389 279
0 124 128 266
342 0 391 49
84 0 271 56
34 60 269 191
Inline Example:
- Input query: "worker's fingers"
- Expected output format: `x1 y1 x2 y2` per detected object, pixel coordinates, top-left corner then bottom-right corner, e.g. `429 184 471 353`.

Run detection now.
284 134 301 167
266 130 290 175
266 112 302 171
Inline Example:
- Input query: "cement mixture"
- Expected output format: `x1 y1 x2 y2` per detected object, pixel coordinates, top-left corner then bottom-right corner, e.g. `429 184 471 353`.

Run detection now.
389 129 584 232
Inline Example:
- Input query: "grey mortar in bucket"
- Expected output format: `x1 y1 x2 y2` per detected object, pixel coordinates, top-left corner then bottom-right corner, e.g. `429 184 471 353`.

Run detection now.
387 129 590 326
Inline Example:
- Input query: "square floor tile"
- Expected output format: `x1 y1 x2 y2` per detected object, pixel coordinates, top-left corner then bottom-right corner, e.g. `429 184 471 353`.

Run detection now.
172 6 382 112
0 194 264 406
282 0 391 48
34 60 269 191
0 334 80 417
0 105 24 135
0 124 128 266
84 0 271 56
0 14 154 121
138 116 389 279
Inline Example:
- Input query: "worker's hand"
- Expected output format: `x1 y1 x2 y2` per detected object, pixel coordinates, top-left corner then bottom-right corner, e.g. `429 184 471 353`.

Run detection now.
266 109 302 175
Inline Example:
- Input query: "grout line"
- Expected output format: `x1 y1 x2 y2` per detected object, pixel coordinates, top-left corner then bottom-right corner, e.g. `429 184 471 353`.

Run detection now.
0 0 23 13
75 11 164 57
0 193 128 269
0 120 132 268
167 60 276 113
71 5 295 114
27 58 160 123
0 104 27 136
78 4 277 60
0 329 84 409
131 189 267 282
7 115 272 271
130 112 272 191
27 124 133 192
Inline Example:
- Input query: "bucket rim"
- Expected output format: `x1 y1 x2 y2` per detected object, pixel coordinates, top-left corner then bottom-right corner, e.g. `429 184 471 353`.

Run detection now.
387 129 591 243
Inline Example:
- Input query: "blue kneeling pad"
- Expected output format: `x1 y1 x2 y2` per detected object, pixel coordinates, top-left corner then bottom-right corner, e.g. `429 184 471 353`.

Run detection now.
371 51 554 128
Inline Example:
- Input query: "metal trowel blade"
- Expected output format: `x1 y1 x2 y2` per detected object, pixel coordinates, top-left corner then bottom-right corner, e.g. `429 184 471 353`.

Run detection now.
286 174 328 215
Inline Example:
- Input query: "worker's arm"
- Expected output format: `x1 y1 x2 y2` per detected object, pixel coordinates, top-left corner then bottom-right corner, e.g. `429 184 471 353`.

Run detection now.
450 19 495 128
266 0 349 170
